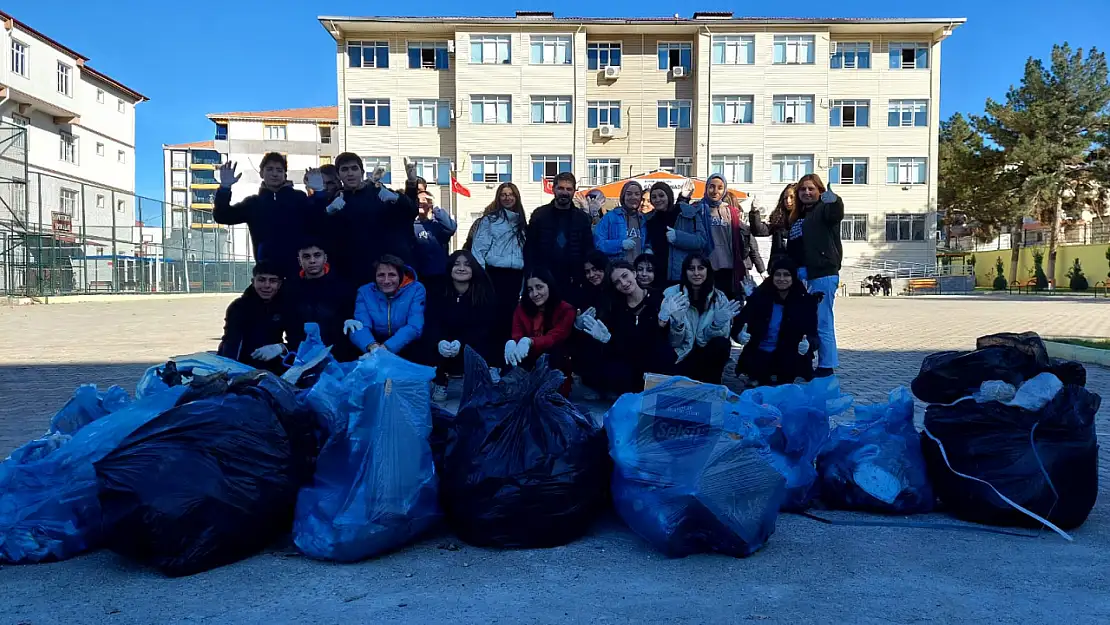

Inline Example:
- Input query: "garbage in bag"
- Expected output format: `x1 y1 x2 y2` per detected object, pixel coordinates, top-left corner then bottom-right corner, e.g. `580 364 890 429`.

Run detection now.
911 332 1062 405
440 348 608 548
1048 358 1086 388
606 376 787 557
817 387 934 514
1007 372 1063 411
6 433 72 464
281 322 345 389
0 387 188 564
136 352 253 399
49 384 132 435
973 381 1017 404
921 385 1100 534
738 377 851 511
95 372 310 576
293 350 440 562
976 331 1051 366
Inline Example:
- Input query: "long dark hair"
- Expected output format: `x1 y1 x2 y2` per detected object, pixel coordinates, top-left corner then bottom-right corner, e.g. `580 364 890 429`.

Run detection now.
482 182 527 247
445 250 493 308
584 250 610 285
679 253 716 312
520 267 564 332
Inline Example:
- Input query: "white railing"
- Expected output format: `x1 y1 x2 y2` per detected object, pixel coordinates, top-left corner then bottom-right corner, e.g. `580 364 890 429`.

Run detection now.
842 259 973 279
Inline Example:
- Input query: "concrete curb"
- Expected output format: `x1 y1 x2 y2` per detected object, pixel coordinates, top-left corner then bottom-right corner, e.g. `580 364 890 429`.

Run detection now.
1045 340 1110 368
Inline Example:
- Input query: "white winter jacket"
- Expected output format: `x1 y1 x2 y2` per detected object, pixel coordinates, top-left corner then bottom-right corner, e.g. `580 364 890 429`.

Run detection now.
471 210 525 270
663 284 732 363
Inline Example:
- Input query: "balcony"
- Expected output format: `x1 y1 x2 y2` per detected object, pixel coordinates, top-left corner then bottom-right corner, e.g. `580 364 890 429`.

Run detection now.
190 149 222 167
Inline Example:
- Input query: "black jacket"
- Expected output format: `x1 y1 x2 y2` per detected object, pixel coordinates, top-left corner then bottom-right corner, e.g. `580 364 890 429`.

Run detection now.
283 270 358 362
214 184 319 277
524 202 595 291
602 289 676 372
748 210 788 261
734 286 819 379
424 287 494 360
325 184 419 286
750 199 845 280
217 286 288 373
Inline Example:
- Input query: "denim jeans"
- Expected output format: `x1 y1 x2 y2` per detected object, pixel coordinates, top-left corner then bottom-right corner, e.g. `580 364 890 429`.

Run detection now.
806 274 839 369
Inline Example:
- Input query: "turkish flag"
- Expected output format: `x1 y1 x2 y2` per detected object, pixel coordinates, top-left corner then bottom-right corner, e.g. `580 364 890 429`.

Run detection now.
542 178 554 195
450 177 471 198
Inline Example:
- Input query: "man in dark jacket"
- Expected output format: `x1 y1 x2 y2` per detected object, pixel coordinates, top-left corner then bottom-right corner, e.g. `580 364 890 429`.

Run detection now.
524 171 596 293
217 261 289 373
214 152 320 278
322 153 420 287
283 239 358 362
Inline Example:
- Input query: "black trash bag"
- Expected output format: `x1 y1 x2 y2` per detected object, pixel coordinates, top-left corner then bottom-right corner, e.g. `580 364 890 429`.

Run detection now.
94 372 306 577
975 332 1051 368
429 404 456 472
921 385 1100 531
1048 358 1086 388
911 347 1045 404
439 348 609 548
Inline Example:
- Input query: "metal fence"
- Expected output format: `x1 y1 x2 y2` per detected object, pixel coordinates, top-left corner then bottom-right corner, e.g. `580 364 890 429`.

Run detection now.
947 221 1110 253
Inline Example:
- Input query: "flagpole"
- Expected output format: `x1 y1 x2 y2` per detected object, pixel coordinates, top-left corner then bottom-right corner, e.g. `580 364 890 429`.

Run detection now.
449 169 457 251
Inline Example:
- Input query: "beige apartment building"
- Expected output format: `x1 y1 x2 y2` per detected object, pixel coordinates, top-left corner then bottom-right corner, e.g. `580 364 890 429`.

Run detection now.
320 11 964 267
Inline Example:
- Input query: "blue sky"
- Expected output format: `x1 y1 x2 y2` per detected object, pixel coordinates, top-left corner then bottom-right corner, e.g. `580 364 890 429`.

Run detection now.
14 0 1109 214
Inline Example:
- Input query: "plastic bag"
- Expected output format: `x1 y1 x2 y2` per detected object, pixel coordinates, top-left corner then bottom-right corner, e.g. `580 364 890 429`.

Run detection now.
606 377 786 557
1007 373 1063 411
912 347 1044 405
817 387 934 514
49 384 132 435
440 349 608 548
95 373 307 576
973 381 1017 404
0 387 187 564
921 385 1100 531
293 350 439 562
1048 358 1086 387
738 377 850 510
136 353 253 399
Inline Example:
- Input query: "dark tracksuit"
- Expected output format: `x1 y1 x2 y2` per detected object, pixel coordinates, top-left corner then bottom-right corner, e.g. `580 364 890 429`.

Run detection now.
524 202 596 294
585 289 677 395
213 184 320 278
421 287 494 384
283 269 358 362
733 286 820 386
217 286 288 374
324 184 420 287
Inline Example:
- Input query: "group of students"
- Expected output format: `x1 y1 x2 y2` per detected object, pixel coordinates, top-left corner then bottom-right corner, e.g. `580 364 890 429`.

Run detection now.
215 151 845 401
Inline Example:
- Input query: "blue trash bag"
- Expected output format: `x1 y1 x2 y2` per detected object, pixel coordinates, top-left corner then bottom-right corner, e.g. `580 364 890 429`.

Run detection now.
136 353 253 399
817 387 935 514
738 377 852 511
0 387 188 563
606 376 788 558
49 384 132 435
283 323 350 390
293 349 440 562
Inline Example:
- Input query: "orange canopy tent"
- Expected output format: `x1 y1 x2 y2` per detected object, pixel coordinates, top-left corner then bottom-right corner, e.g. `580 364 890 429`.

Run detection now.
587 170 747 202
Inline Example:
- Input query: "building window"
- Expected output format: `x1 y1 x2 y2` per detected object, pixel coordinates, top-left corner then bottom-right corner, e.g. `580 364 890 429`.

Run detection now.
773 35 815 65
829 158 868 185
96 142 105 156
885 214 926 241
472 155 512 183
95 194 105 210
59 132 76 163
711 155 754 184
214 122 228 140
171 151 187 169
409 99 451 128
10 113 28 150
830 100 870 127
587 101 621 128
532 155 572 182
264 124 286 140
659 158 692 177
711 35 754 65
319 126 332 144
888 99 928 127
772 95 814 124
841 214 869 241
349 99 391 127
657 42 692 71
712 95 754 125
192 149 221 165
57 62 72 96
889 42 929 69
530 35 571 65
171 190 187 206
118 99 125 113
192 190 216 204
410 157 451 184
407 41 449 69
363 156 392 183
587 42 621 69
587 158 621 186
192 170 218 185
347 40 389 68
171 170 187 187
772 154 814 183
887 157 928 185
96 89 105 103
471 95 511 124
470 35 511 64
10 40 27 77
531 96 572 124
59 188 78 216
118 150 126 163
830 42 871 69
657 100 692 129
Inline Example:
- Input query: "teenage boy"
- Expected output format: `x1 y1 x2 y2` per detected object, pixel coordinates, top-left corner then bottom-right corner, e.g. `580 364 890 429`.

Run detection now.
284 239 358 362
217 261 289 373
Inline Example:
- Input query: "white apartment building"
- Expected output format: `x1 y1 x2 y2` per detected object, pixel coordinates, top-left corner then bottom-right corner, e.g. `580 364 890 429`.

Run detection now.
162 106 338 268
321 11 963 267
0 10 146 260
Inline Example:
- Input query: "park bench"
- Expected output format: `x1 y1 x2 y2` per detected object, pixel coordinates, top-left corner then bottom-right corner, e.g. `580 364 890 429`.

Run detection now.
1009 279 1039 294
88 281 113 293
905 278 939 295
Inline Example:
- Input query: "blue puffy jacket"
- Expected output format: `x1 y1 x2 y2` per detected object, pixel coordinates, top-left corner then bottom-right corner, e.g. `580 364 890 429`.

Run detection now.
594 206 647 261
349 266 426 354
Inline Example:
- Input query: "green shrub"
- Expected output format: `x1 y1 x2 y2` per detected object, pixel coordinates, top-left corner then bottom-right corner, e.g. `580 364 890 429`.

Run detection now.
992 257 1007 291
1068 258 1089 291
1031 249 1049 291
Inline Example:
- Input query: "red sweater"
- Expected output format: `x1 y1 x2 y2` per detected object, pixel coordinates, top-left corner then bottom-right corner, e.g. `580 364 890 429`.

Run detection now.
511 300 576 354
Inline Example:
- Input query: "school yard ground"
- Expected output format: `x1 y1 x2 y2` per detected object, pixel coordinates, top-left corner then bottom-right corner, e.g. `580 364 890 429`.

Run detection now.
1 295 1108 624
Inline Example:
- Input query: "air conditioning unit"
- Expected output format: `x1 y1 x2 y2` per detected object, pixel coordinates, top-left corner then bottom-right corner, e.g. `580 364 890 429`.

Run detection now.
603 65 621 79
598 124 617 138
671 66 687 78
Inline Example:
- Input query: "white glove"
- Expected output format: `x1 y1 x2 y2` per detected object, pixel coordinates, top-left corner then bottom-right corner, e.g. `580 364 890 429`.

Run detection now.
437 340 453 358
621 238 636 251
404 156 418 182
368 166 387 186
680 179 695 199
250 344 286 361
515 337 532 362
820 184 838 205
798 336 811 355
737 323 751 345
583 317 612 344
326 195 346 215
665 227 677 244
713 299 743 325
659 292 687 322
378 186 400 203
448 340 461 357
742 277 757 298
504 339 520 367
305 170 325 193
343 319 363 335
751 194 764 211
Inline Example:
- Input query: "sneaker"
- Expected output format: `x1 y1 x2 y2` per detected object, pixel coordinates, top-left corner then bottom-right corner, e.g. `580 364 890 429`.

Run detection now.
432 384 448 403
